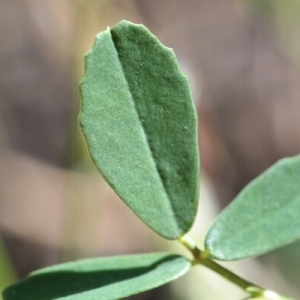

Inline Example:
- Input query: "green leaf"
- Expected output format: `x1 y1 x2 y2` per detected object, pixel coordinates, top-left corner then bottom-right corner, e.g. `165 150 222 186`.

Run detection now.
205 155 300 260
3 253 191 300
79 21 199 239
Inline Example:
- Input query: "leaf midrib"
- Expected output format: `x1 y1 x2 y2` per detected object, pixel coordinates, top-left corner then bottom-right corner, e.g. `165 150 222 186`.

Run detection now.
109 30 179 232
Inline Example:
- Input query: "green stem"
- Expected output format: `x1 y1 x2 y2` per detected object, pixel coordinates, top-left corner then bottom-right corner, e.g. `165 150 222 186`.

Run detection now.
199 257 259 291
178 235 262 293
178 235 295 299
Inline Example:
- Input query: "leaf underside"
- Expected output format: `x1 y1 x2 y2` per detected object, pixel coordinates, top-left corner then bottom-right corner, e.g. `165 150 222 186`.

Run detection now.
3 253 191 300
205 155 300 260
79 21 199 239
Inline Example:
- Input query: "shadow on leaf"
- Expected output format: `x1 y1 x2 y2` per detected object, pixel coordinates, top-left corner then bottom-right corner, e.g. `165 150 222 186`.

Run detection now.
3 255 187 300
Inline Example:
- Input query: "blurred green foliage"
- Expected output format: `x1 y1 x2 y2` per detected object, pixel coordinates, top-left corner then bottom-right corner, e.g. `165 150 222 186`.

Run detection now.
0 237 15 299
241 0 300 65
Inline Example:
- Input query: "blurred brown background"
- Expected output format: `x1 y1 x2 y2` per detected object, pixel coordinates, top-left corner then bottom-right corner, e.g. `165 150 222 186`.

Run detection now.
0 0 300 299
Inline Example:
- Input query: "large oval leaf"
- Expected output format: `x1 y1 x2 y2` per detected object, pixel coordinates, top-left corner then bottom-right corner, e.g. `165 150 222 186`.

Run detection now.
79 21 199 239
205 155 300 260
3 253 191 300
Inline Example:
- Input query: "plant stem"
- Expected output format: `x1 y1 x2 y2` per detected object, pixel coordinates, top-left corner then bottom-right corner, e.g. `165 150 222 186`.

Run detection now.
178 235 261 293
199 256 258 291
178 235 295 299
